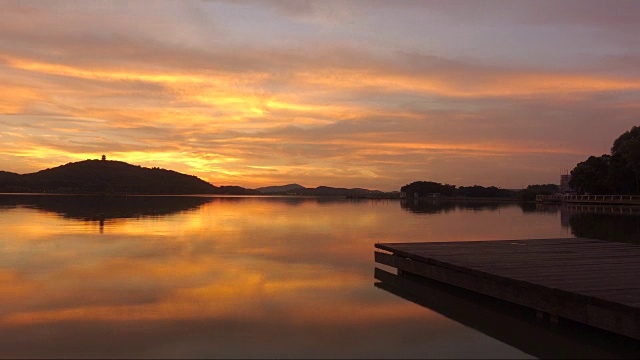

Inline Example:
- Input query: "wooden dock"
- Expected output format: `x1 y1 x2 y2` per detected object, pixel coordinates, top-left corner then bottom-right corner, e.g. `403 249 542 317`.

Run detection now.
375 238 640 341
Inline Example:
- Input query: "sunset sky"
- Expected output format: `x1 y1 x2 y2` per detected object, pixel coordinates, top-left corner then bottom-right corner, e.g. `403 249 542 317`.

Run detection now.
1 0 638 191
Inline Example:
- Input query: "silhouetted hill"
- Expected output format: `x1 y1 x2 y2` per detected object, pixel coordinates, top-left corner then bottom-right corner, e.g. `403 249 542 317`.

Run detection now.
0 170 20 178
0 170 26 192
0 161 399 196
0 160 257 195
298 185 398 197
218 185 259 195
255 183 399 198
256 184 305 194
0 171 20 183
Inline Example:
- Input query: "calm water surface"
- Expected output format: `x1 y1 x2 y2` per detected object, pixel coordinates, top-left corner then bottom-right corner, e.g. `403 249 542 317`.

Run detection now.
0 195 639 358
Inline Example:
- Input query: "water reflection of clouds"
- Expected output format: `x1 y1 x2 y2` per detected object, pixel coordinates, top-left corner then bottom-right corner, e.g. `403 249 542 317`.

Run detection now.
0 198 417 322
0 196 545 357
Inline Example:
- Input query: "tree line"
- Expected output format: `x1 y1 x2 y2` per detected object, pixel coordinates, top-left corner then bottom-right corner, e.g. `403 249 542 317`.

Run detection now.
400 181 558 201
569 126 640 195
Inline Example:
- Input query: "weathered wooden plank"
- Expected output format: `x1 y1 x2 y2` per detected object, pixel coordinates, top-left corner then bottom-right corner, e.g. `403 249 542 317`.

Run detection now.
478 266 640 277
378 238 628 250
376 238 607 250
399 245 638 256
471 258 640 269
382 249 638 262
375 238 640 341
433 257 640 269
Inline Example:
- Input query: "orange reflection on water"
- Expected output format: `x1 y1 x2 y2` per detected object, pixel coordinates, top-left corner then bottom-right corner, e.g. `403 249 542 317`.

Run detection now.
0 196 573 357
0 197 448 330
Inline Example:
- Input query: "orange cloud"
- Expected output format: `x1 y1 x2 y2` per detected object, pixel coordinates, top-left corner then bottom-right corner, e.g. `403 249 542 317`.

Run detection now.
294 69 640 98
2 56 265 86
0 86 42 113
1 32 638 190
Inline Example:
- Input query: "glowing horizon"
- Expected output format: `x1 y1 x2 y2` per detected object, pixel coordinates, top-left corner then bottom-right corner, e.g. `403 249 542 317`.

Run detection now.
1 0 639 191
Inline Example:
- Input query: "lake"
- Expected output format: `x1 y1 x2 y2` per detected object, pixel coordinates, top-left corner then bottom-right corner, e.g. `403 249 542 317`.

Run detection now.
0 194 639 358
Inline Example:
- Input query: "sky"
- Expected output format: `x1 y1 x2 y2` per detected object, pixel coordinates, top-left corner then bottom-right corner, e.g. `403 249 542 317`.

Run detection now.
0 0 638 191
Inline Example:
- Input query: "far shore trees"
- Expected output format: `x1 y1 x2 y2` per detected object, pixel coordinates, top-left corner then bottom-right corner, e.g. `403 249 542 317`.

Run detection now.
400 181 549 200
569 126 640 195
401 181 456 197
400 180 559 201
518 184 559 202
610 126 640 193
570 155 611 194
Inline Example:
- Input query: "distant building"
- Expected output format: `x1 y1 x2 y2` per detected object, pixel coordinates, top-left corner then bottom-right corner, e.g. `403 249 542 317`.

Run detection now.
560 170 573 194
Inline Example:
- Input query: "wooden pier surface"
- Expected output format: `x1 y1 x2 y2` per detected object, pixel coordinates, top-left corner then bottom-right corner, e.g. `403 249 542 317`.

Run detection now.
375 238 640 341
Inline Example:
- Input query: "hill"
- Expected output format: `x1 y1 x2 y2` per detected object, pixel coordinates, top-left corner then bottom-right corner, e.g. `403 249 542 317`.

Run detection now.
256 183 305 194
297 186 398 198
255 183 399 198
0 160 257 195
0 171 20 182
0 170 25 192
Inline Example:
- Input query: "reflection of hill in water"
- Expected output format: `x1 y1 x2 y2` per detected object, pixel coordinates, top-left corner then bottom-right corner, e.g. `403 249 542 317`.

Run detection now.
400 198 515 214
0 194 213 220
0 195 378 220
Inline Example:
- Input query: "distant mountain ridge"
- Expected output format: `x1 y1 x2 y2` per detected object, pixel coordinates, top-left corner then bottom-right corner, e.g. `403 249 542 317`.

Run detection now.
0 160 398 197
256 183 399 198
0 170 20 178
0 160 258 195
255 184 305 194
